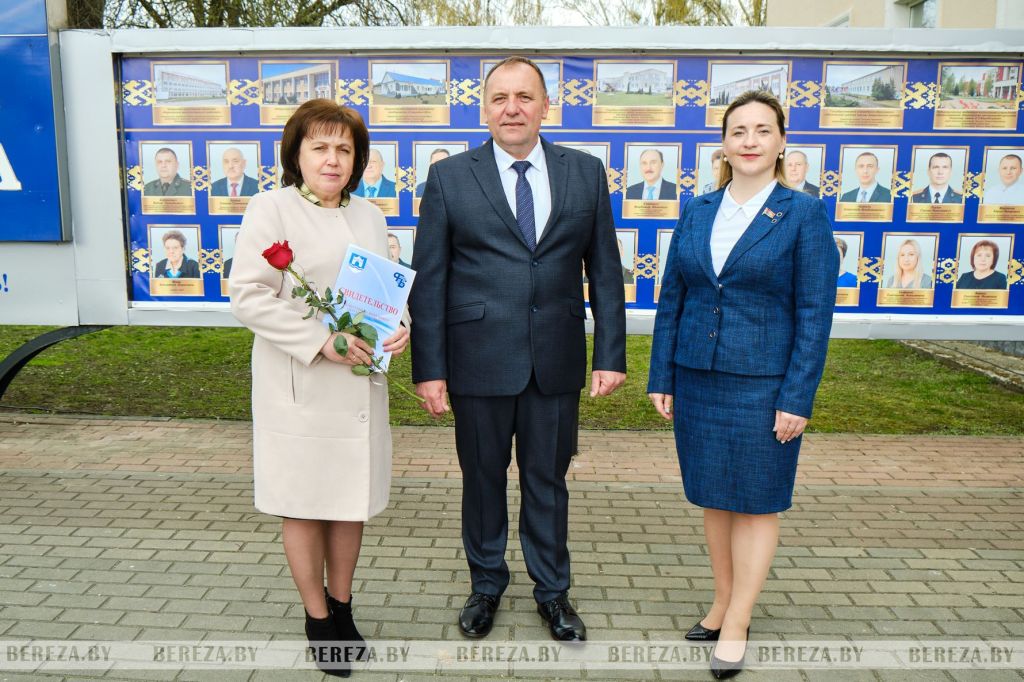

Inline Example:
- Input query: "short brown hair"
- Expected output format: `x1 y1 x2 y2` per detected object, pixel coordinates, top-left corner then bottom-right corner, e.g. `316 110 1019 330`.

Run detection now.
162 229 186 247
280 99 369 195
483 56 547 97
718 90 787 188
970 239 999 269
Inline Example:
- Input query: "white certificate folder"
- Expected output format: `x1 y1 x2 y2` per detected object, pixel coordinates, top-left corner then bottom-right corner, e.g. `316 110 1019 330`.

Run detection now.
326 244 414 371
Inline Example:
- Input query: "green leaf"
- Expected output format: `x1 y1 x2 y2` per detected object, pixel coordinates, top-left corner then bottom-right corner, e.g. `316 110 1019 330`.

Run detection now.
343 325 358 335
327 323 338 332
333 335 349 356
353 311 365 325
302 309 315 320
351 365 372 376
339 312 352 328
325 287 332 302
335 291 345 304
291 286 305 298
358 323 378 345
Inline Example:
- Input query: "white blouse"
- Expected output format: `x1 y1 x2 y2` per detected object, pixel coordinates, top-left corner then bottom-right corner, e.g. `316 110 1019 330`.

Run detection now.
710 180 777 276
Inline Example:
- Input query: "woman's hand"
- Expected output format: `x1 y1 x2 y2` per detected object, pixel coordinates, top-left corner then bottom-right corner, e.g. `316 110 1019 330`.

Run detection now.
383 324 409 356
773 410 808 444
648 393 673 421
320 333 374 366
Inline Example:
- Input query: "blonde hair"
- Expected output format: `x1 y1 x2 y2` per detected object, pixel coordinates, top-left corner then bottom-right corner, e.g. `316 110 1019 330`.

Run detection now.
718 90 788 190
892 239 925 288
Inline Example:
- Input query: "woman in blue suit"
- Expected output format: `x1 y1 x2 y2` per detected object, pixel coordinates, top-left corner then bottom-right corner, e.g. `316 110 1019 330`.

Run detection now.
648 90 837 679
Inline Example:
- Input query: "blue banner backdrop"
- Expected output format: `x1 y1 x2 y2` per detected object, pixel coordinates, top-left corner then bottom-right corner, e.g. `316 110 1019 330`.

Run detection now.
0 0 63 242
120 54 1024 315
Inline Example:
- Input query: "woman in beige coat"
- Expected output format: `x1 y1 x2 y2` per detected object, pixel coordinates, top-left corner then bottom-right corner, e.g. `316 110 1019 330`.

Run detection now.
229 100 408 678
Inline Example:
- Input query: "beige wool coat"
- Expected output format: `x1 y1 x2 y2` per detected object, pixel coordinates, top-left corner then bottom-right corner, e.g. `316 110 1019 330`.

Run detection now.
229 187 394 521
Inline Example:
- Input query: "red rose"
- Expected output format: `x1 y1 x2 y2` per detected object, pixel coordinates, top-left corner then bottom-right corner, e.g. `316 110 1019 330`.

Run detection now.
262 241 294 271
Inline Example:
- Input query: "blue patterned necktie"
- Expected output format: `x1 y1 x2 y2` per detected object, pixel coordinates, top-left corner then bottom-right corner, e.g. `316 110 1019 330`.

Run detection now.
511 160 537 251
645 185 655 201
368 186 378 198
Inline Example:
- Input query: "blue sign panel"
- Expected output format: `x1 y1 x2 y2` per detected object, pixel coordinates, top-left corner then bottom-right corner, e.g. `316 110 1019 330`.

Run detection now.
0 0 47 34
119 53 1023 316
0 0 64 242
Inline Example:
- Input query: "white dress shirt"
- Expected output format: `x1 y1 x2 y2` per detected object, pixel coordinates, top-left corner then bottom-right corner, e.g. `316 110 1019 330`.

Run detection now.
984 180 1024 205
856 182 879 202
493 140 552 240
710 180 777 277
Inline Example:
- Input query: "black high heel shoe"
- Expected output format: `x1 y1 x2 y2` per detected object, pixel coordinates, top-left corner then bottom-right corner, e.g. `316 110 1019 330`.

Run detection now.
684 620 721 641
709 627 749 680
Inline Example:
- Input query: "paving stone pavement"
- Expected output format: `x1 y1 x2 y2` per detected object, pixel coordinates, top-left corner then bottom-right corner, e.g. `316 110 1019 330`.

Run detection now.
0 413 1022 681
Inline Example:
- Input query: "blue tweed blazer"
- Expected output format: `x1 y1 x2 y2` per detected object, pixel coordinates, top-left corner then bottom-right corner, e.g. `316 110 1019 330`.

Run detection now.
647 184 838 418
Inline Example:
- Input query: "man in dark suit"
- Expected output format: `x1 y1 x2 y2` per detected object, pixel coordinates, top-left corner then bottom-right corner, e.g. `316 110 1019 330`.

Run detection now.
910 152 963 204
784 150 820 198
387 232 410 269
210 147 259 197
410 56 626 643
354 148 397 198
625 148 676 200
416 147 451 196
839 151 891 203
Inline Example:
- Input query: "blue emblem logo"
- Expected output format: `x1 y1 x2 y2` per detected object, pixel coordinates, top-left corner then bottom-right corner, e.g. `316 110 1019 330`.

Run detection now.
348 253 367 270
394 272 407 289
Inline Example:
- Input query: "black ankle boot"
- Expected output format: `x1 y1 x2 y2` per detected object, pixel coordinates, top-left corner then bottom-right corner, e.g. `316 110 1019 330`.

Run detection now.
326 589 369 663
305 609 351 678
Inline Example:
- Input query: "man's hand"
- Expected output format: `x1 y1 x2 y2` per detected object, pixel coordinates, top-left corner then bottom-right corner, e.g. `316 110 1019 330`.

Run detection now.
415 379 449 418
648 393 673 420
773 410 808 444
590 370 626 397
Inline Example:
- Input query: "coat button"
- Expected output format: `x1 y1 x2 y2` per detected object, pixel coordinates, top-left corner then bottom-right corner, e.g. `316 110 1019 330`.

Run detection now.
709 330 717 338
532 260 540 267
531 305 539 312
713 307 720 315
358 412 368 423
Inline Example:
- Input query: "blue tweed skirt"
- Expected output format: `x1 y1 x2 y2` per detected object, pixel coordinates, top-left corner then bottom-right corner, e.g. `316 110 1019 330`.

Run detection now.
673 365 801 514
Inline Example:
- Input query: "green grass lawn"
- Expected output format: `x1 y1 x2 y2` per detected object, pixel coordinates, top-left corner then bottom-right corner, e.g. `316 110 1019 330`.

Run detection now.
2 326 1022 434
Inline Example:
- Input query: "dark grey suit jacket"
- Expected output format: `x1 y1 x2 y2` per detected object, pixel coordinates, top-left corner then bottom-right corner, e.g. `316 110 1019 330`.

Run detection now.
625 178 676 201
410 137 626 396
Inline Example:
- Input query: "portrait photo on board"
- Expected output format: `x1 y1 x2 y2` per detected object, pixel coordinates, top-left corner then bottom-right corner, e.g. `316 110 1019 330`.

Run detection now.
982 148 1024 206
783 145 825 198
954 234 1011 291
695 144 724 196
881 235 936 290
624 143 679 201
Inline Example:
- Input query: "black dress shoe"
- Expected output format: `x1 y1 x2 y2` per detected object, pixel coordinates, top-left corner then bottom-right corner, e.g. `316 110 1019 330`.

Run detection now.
710 628 749 680
458 593 499 638
537 594 587 642
684 620 721 641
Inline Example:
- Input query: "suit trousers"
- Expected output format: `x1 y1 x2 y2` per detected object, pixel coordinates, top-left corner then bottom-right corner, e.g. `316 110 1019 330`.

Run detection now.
449 374 580 603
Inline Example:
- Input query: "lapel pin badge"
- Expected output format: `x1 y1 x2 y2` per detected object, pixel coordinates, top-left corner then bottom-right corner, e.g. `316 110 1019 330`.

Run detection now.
762 207 783 223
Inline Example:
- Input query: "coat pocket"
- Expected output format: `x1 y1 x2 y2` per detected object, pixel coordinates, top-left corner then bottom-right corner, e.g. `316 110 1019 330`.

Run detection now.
446 302 485 325
289 357 303 404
